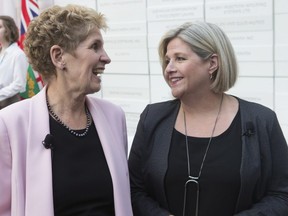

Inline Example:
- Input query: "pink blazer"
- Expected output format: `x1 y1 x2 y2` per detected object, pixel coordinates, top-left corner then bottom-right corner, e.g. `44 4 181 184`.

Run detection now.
0 87 133 216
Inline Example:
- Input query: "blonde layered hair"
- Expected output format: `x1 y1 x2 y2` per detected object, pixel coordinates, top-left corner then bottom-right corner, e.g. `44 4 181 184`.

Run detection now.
158 21 238 93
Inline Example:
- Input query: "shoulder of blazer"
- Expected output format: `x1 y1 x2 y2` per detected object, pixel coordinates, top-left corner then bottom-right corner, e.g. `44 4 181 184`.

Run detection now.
86 95 123 113
236 96 276 121
85 96 126 126
143 98 179 118
233 96 280 140
0 97 31 121
139 99 180 133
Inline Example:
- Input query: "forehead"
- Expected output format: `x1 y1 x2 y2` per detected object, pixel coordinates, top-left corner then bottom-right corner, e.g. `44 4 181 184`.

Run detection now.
85 27 104 42
166 38 192 54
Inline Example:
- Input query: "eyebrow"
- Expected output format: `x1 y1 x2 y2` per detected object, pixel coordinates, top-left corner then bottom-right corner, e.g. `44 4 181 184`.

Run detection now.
91 38 104 45
165 51 186 57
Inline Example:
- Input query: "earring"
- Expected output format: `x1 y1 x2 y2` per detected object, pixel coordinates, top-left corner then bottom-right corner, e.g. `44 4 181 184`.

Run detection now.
61 63 66 70
210 73 213 80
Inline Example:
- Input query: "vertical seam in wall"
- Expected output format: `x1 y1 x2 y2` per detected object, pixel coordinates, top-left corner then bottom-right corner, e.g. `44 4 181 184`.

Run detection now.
272 0 276 111
146 0 152 104
203 0 206 21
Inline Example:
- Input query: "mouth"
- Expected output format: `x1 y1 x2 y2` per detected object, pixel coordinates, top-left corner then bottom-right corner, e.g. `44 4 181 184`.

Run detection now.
92 68 104 77
170 77 183 85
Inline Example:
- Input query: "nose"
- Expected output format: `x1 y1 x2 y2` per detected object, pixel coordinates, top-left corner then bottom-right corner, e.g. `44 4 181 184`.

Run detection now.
165 60 176 73
100 50 111 64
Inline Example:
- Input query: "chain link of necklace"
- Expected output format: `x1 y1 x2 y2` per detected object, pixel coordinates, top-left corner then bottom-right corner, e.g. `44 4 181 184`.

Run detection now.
183 93 224 181
46 99 92 137
182 94 224 216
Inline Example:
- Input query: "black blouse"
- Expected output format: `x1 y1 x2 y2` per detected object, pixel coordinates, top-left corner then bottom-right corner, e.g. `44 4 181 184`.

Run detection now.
165 110 242 216
49 115 115 216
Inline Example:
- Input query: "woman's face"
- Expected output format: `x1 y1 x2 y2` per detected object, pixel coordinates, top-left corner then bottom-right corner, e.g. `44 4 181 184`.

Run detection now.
164 37 211 99
61 27 111 95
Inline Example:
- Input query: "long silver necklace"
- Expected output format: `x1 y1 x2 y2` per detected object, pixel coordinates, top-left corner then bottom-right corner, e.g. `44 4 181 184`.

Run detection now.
46 98 92 137
182 94 223 216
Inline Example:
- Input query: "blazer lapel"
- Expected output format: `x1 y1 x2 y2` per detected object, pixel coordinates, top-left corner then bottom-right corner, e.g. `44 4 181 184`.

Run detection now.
150 102 180 208
25 87 54 216
86 97 132 215
86 98 120 173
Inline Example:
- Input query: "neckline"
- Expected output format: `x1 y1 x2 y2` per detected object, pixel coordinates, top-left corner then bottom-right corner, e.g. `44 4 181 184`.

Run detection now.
183 93 224 179
46 98 92 137
174 107 240 140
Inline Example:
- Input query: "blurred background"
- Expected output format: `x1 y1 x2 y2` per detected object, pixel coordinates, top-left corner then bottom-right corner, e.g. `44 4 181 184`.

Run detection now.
1 0 287 147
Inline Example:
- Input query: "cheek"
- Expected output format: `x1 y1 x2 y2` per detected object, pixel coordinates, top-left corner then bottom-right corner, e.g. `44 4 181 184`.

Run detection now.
163 71 169 83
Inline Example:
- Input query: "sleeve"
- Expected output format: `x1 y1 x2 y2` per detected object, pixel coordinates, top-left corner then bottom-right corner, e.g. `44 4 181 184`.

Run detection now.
0 49 28 100
0 117 12 215
128 106 171 216
235 113 288 216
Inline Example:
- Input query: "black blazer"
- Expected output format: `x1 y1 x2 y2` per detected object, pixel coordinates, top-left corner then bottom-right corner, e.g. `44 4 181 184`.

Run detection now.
128 97 288 216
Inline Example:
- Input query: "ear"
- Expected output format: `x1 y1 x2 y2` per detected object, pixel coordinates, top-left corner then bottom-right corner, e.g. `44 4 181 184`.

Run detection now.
208 54 218 75
50 45 65 70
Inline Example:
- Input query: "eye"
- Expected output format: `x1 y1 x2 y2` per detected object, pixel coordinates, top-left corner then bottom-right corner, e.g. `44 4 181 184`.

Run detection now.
176 56 186 62
91 43 100 51
165 58 170 65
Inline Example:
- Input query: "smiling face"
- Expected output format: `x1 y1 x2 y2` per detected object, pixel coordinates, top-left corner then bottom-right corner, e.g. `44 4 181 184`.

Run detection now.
61 27 111 95
164 37 212 99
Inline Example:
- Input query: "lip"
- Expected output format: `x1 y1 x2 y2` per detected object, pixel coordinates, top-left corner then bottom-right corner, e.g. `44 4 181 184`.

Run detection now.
92 68 105 76
169 76 183 85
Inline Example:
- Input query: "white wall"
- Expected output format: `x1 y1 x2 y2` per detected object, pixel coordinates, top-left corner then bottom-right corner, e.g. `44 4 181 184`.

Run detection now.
0 0 20 23
94 0 288 145
2 0 288 146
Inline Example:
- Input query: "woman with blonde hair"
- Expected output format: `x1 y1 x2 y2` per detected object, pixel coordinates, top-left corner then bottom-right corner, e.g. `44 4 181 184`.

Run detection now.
129 21 288 216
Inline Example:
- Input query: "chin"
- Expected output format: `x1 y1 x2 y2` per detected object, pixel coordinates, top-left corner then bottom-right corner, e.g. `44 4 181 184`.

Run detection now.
171 89 182 99
86 86 101 95
92 88 101 94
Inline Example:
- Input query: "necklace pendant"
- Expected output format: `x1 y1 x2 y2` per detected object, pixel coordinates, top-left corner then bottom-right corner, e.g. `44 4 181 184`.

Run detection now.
187 176 199 184
189 176 199 181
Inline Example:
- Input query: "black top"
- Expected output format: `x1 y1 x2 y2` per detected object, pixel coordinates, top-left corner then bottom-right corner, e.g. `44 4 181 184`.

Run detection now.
165 110 242 216
49 115 115 216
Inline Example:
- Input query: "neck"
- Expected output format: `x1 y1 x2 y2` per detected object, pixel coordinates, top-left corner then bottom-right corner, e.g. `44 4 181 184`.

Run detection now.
181 93 224 115
46 83 86 113
0 41 11 49
0 41 12 54
178 93 224 138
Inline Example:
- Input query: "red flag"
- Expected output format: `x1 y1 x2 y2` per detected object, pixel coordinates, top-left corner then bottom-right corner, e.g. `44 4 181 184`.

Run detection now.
19 0 44 99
